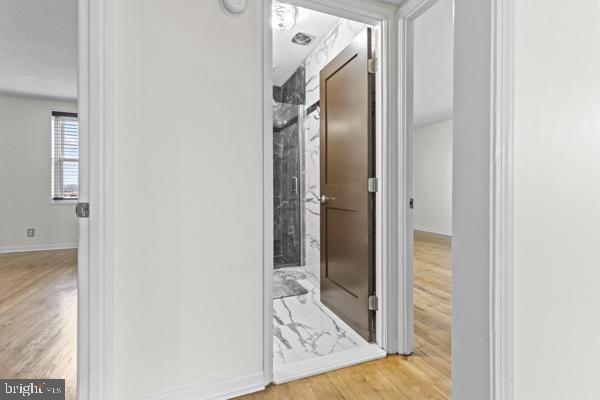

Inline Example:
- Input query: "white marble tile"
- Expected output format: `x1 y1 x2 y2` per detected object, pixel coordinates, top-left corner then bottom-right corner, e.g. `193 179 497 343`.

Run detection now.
304 20 367 107
302 106 321 267
272 266 369 368
271 19 371 371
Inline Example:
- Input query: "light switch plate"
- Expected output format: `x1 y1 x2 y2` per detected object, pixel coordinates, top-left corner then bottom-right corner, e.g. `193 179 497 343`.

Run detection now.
27 228 35 237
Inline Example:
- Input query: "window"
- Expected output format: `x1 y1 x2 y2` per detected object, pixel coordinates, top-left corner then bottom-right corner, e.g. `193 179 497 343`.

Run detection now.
51 111 79 201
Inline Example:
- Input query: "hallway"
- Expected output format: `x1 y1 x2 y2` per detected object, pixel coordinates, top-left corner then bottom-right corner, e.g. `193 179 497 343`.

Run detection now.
241 231 451 399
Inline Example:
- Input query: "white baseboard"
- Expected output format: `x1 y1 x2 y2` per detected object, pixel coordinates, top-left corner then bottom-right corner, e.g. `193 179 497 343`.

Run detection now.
0 242 77 254
139 371 265 400
413 226 452 237
273 344 386 385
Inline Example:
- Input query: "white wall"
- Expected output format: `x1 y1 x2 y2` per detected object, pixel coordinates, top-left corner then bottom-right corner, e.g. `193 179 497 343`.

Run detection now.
0 95 78 252
113 1 263 398
413 0 454 127
513 0 600 398
453 0 492 397
413 119 452 236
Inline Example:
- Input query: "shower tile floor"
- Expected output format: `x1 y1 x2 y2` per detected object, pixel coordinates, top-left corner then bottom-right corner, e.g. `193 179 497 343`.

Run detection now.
273 265 370 367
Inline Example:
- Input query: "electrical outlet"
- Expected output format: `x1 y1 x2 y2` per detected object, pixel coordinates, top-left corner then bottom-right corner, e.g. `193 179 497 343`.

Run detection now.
27 228 35 237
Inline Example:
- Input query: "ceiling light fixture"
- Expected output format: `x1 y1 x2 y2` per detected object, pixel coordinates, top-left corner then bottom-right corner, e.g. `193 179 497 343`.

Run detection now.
272 4 298 30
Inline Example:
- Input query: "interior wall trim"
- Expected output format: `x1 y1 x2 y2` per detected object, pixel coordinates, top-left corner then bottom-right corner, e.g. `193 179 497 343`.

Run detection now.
396 0 442 358
138 372 265 400
262 0 275 386
413 226 452 237
0 243 77 254
490 0 514 399
79 0 115 398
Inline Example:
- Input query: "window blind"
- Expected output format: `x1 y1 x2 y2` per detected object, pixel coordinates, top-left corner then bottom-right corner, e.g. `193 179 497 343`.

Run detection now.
51 111 79 201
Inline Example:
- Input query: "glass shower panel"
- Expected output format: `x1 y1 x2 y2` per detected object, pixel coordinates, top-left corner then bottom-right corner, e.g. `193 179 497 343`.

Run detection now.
273 102 302 268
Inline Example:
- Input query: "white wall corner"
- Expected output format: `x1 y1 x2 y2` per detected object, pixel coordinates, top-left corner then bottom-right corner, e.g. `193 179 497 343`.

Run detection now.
138 372 265 400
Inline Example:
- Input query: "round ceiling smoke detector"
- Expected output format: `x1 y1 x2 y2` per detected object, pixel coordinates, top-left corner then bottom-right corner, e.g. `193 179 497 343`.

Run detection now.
292 32 315 46
220 0 247 15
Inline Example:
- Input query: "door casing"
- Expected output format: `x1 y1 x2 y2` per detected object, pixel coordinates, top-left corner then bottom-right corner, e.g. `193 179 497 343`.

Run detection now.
395 0 443 358
262 0 401 384
77 0 115 398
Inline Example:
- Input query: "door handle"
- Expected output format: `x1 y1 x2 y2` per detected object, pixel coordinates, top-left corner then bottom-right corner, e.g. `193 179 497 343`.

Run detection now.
320 195 333 204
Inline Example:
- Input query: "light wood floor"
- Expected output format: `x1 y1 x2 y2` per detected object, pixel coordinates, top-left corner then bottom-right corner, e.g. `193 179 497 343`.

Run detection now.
240 231 451 400
0 233 450 400
0 249 77 400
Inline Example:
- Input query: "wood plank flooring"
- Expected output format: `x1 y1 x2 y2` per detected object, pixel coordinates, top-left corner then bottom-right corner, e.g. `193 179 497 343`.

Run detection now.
0 249 77 400
0 232 450 400
240 231 451 400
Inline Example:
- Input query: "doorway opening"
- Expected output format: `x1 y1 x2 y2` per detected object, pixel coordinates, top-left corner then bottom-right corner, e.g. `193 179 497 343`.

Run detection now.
270 2 385 383
0 1 80 398
408 0 454 397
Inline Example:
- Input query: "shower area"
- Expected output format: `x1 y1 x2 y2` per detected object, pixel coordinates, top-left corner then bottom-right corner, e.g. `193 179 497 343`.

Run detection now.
273 66 305 269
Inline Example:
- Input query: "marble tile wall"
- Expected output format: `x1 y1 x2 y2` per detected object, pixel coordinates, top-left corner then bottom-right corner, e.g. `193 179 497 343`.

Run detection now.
301 106 321 267
304 20 367 108
273 66 306 268
300 19 367 268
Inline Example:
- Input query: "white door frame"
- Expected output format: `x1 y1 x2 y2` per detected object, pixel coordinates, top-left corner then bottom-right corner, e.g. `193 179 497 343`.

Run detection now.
262 0 401 384
396 0 514 398
489 0 514 397
77 0 114 398
395 0 447 357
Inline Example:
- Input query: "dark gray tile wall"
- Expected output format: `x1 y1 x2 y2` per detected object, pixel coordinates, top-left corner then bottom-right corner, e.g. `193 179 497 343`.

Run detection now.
273 65 305 269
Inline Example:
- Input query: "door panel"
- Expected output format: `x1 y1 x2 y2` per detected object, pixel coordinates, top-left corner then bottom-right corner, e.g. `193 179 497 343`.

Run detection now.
320 28 375 341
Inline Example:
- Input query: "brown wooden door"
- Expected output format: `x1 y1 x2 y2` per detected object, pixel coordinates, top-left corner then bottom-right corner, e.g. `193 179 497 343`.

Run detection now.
320 28 375 342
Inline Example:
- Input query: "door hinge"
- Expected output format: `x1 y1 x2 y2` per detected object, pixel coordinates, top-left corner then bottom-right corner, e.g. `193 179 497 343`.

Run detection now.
369 294 379 311
368 177 378 193
368 57 378 74
76 202 89 218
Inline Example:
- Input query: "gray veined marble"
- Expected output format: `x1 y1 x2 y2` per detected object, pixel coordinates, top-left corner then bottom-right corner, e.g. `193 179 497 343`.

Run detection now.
273 65 307 269
273 101 301 268
304 20 367 107
301 106 321 267
272 266 369 367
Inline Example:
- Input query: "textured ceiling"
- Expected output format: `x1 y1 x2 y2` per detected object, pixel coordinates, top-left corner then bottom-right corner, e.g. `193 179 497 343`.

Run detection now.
0 0 77 100
0 0 448 110
413 0 454 127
